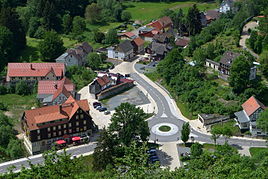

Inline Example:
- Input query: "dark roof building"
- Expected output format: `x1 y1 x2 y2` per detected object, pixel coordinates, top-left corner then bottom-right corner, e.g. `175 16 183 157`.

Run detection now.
117 40 134 53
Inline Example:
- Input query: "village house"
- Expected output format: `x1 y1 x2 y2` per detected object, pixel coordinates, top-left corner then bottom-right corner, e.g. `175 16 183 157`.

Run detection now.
218 51 257 80
138 27 160 42
131 37 145 54
89 75 112 95
147 16 173 32
6 63 65 84
205 59 220 71
205 10 221 24
56 42 93 67
198 113 230 130
118 32 137 40
21 96 97 155
97 72 123 86
175 37 190 48
219 0 234 13
107 40 134 61
37 77 76 106
234 96 267 136
146 41 172 61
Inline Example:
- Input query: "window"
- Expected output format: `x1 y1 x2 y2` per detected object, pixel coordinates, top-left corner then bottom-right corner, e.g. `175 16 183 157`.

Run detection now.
69 129 72 133
47 127 50 132
84 126 87 130
76 115 79 120
48 133 51 138
76 128 79 132
53 126 56 131
76 122 79 126
37 129 40 134
80 114 83 119
83 120 86 125
58 125 61 130
64 130 67 134
59 131 62 135
64 124 66 128
53 132 56 137
37 136 41 140
69 123 72 127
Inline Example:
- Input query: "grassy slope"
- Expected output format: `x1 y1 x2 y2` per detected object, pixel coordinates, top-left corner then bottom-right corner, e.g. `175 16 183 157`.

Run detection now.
249 147 268 157
124 1 217 22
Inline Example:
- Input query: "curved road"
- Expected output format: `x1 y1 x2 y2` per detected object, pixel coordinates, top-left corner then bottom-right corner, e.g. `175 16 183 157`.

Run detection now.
132 64 267 147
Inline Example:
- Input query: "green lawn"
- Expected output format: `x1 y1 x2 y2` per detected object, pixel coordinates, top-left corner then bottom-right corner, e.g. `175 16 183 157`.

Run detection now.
124 1 217 22
211 120 241 136
0 94 38 128
250 147 268 157
18 36 78 62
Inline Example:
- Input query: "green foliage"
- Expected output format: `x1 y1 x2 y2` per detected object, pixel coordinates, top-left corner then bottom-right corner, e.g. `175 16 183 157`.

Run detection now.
105 28 118 44
66 66 96 90
86 52 104 70
0 25 14 71
85 3 103 24
109 103 150 146
93 30 105 43
190 142 203 157
62 14 72 34
229 55 251 94
38 31 65 61
15 81 32 96
186 4 202 36
6 139 23 159
72 16 86 39
121 11 132 22
260 51 268 78
257 109 268 133
181 122 190 144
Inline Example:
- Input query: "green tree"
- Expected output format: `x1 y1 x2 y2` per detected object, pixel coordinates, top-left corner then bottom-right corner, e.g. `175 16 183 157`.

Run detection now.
260 51 268 78
121 11 132 22
85 3 103 24
0 25 14 71
257 109 268 133
109 103 150 146
254 35 263 54
186 4 202 36
192 47 206 66
62 14 72 34
229 55 251 94
181 122 190 144
72 16 86 35
86 52 103 70
190 142 203 157
93 129 116 171
248 30 257 50
27 17 40 38
105 28 118 44
211 127 221 145
38 31 65 61
7 139 23 159
0 125 13 147
15 80 31 95
93 30 105 43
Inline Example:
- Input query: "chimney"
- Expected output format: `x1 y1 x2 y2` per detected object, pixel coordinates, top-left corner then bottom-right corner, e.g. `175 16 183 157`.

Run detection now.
30 64 34 70
54 82 57 89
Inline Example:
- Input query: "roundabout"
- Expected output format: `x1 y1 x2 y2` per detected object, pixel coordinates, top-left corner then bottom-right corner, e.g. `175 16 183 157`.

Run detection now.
151 123 179 137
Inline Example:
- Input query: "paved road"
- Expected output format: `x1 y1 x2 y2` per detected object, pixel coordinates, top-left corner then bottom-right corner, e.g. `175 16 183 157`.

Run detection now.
132 64 267 147
0 143 96 174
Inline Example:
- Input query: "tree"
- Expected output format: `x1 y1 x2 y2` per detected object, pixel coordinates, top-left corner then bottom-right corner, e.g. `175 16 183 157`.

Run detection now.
85 3 103 24
173 8 185 36
249 31 257 50
72 16 86 34
0 25 14 71
254 35 263 54
38 31 65 61
86 52 103 70
211 127 221 145
260 51 268 78
109 103 150 146
93 30 105 43
7 139 23 159
27 17 40 38
192 47 207 66
190 142 203 157
229 55 251 94
15 80 31 95
93 129 116 171
186 4 202 35
121 11 131 22
181 122 190 144
62 14 72 34
0 125 13 147
257 109 268 134
105 28 118 44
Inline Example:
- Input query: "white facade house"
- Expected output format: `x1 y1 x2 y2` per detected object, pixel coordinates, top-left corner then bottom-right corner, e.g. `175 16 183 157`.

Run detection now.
107 40 134 61
219 0 233 13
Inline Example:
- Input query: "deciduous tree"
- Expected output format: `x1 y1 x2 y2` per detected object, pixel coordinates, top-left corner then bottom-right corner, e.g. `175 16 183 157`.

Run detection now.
181 122 190 144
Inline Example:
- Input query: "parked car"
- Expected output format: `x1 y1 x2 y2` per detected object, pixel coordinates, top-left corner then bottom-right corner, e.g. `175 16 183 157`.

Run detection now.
98 107 107 112
104 110 111 115
93 102 101 108
96 106 102 110
125 74 130 77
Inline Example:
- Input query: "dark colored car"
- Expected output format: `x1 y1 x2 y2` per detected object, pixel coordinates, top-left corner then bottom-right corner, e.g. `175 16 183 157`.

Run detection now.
93 102 101 108
98 107 107 112
125 74 130 77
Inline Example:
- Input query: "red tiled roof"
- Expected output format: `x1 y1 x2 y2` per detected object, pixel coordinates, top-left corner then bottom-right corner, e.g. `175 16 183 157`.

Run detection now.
122 32 136 38
7 63 65 80
149 21 163 30
52 85 72 100
120 78 134 83
242 96 266 116
175 37 190 47
38 77 75 95
24 96 90 130
96 75 110 87
148 16 173 30
132 37 144 47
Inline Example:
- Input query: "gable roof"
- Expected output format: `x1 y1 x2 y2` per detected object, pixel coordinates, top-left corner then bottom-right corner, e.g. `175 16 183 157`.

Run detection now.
242 96 266 116
24 96 90 130
153 33 171 43
117 40 134 53
121 32 136 39
38 77 75 95
220 51 240 66
152 42 167 55
96 75 110 87
132 37 145 47
7 63 65 79
52 85 72 100
206 10 221 20
149 16 173 30
175 37 190 47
